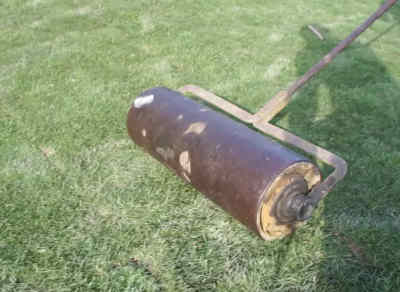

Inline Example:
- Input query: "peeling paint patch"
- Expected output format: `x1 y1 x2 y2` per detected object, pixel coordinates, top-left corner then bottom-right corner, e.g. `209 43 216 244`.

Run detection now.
141 129 147 137
134 95 154 108
156 147 175 160
179 151 191 173
184 122 207 135
182 172 191 183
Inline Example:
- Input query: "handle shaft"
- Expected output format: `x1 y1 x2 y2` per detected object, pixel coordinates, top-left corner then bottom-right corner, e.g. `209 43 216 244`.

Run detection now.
255 0 398 123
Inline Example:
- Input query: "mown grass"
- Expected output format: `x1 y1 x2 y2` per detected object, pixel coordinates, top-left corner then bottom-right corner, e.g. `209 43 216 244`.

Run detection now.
1 0 399 291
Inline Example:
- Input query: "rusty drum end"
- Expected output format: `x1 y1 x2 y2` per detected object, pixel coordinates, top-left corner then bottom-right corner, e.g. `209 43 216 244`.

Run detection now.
257 162 321 240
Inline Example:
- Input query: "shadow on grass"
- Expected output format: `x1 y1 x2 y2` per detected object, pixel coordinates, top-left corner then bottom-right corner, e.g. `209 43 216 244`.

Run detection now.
280 17 400 290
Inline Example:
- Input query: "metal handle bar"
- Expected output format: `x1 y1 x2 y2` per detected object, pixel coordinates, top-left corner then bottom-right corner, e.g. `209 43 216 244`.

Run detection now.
179 0 397 221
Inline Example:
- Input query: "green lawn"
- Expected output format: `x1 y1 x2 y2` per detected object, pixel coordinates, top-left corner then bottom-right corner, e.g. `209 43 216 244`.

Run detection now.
1 0 399 291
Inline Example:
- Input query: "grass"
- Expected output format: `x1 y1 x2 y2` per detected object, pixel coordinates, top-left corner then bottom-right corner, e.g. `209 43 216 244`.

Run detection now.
1 0 399 291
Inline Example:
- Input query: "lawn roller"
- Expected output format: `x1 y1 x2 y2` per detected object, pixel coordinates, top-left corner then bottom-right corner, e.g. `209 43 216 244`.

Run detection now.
127 0 397 240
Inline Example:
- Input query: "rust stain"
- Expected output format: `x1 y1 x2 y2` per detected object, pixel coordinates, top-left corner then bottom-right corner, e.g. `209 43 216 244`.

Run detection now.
184 122 207 135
